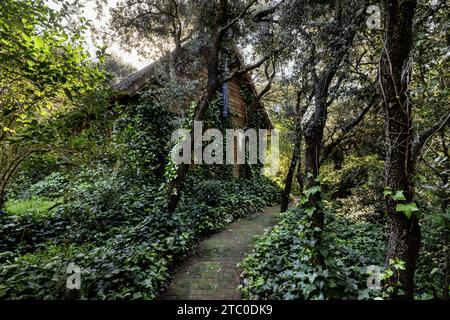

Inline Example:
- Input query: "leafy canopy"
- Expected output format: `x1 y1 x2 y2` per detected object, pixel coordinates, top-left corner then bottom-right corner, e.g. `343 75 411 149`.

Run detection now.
0 0 104 139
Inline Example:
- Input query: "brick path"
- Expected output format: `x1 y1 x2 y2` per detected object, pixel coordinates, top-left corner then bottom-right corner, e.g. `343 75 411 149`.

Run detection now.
161 205 281 300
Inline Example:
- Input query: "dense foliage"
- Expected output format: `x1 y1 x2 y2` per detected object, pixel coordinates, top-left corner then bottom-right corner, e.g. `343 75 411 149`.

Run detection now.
0 0 448 302
0 175 279 299
0 94 281 299
0 0 105 209
240 195 447 300
239 205 381 300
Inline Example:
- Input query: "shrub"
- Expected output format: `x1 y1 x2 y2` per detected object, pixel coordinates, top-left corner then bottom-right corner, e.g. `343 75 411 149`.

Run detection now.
26 172 70 199
0 91 283 299
0 168 281 299
322 155 384 222
239 204 388 300
193 180 224 206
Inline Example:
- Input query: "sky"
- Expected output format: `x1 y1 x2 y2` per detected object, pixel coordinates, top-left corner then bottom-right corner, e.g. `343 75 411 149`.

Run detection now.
47 0 151 69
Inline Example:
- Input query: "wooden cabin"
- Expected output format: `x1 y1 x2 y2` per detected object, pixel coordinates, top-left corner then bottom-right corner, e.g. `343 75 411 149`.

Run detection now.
111 45 273 178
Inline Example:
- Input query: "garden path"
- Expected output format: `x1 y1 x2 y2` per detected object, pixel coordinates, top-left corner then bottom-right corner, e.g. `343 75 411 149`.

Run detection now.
161 205 282 300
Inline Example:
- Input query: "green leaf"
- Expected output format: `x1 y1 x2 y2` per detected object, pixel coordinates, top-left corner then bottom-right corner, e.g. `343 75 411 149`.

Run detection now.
358 289 370 300
22 31 32 43
303 185 321 198
3 106 18 117
319 247 329 257
430 268 440 275
305 207 316 217
395 202 419 219
392 190 406 201
34 36 44 48
283 292 295 300
255 277 265 287
308 272 318 283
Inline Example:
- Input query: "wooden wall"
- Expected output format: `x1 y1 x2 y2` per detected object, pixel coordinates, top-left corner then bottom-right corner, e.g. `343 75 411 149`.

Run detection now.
177 68 251 178
227 78 247 127
117 48 270 179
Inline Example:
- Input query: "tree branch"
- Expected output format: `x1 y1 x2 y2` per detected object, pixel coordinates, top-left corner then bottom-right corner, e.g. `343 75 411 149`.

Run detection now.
252 2 283 22
246 59 276 126
413 0 447 33
219 0 257 35
320 100 375 164
412 111 450 164
223 49 280 83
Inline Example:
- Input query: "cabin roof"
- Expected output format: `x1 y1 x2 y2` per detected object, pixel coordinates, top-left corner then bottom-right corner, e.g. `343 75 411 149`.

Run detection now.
111 45 273 129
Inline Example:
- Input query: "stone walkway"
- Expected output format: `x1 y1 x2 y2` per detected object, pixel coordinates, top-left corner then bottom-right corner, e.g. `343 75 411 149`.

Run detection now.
161 205 281 300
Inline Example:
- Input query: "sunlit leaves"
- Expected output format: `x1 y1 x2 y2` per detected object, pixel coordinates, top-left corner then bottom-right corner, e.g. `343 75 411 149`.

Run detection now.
395 202 419 219
0 0 106 213
34 36 44 48
0 0 105 136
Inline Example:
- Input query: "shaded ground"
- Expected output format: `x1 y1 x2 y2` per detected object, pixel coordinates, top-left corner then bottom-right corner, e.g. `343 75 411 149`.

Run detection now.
161 205 281 300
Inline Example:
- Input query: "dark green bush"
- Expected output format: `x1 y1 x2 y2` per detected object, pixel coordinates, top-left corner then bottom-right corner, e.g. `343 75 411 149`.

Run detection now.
239 204 388 300
193 180 224 206
0 90 283 300
0 168 281 299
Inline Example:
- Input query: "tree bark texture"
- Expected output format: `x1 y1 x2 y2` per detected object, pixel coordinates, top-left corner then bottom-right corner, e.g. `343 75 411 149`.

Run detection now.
380 0 419 299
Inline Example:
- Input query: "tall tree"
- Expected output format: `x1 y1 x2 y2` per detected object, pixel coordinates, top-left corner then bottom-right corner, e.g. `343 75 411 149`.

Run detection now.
379 0 449 299
280 90 307 212
302 2 368 252
277 0 369 262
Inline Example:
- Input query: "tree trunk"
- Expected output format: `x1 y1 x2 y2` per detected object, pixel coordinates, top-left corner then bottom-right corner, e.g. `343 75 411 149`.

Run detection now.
380 0 419 299
300 2 366 264
304 106 326 235
0 188 5 211
385 199 421 299
166 63 221 212
280 138 300 212
303 91 328 267
443 193 449 300
282 91 307 212
440 164 449 300
295 148 304 195
166 0 228 213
